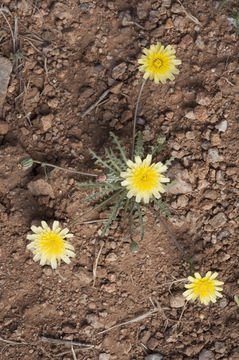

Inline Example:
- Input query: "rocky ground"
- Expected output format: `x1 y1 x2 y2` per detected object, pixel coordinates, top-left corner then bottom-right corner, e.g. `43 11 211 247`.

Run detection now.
0 1 239 359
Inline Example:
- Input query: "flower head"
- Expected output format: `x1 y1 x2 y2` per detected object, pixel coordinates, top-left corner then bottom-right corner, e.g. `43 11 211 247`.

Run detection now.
183 271 224 305
138 42 181 84
27 221 75 269
227 17 238 28
120 154 170 203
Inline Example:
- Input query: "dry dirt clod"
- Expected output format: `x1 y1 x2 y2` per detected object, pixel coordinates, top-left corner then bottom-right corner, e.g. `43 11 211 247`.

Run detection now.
0 121 9 135
27 178 55 198
41 114 54 132
0 56 12 114
147 337 159 350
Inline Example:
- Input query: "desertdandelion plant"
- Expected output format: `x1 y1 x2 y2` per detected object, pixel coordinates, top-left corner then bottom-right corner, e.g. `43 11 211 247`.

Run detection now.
138 42 181 84
27 221 75 269
183 271 224 305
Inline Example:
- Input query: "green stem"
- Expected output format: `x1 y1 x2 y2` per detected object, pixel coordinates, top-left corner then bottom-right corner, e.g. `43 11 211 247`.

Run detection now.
32 160 97 178
68 189 125 228
131 78 146 159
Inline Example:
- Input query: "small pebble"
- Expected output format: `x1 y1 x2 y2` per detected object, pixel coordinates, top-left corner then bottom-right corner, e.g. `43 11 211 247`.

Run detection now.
207 148 220 163
112 62 127 80
145 354 163 360
219 297 228 308
99 354 110 360
209 212 227 228
199 349 215 360
170 294 185 308
215 120 227 132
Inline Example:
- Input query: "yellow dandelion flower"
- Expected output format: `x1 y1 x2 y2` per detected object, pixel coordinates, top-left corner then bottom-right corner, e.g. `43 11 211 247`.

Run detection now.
27 221 75 269
183 272 224 305
138 42 181 84
120 154 170 204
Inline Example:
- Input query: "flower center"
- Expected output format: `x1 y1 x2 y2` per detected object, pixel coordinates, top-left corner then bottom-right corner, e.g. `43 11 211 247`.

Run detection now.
153 58 163 68
193 279 214 297
39 230 65 256
132 166 158 192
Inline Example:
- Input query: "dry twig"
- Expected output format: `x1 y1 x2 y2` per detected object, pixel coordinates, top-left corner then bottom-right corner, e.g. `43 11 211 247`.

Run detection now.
0 336 27 345
93 242 104 287
39 336 94 349
82 89 110 118
71 345 77 360
177 0 201 26
97 299 158 335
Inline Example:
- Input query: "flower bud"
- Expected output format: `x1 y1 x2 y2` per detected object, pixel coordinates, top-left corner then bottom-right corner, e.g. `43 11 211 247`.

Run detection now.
17 157 33 170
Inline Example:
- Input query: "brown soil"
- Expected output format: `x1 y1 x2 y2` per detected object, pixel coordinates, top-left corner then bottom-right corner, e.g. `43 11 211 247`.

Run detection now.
0 1 239 359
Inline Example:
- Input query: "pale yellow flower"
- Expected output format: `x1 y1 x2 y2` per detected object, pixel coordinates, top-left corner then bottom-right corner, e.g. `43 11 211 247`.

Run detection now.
138 42 181 84
27 221 75 269
183 272 224 305
120 154 170 204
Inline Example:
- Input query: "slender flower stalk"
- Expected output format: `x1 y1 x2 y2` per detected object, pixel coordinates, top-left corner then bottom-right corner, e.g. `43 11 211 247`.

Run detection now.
131 79 146 159
132 43 181 159
18 157 97 177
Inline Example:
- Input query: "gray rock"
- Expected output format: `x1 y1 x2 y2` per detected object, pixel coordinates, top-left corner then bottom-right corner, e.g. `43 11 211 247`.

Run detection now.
171 3 182 13
215 120 227 132
86 314 103 329
162 0 172 8
167 168 193 195
105 252 117 262
207 148 220 163
215 341 226 353
143 128 154 141
196 92 211 106
185 111 196 120
120 10 133 26
209 212 227 228
219 297 228 308
145 354 163 360
74 269 92 285
203 190 218 200
79 3 90 10
199 349 215 360
176 195 188 207
99 354 110 360
137 4 148 19
112 62 127 80
195 35 205 49
0 56 12 113
147 337 158 350
170 294 185 308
